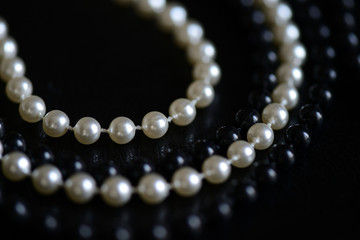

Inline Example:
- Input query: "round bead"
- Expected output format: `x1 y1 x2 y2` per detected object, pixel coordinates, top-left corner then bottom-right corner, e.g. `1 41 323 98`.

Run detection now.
141 111 169 139
227 140 256 168
135 0 166 17
169 98 196 126
247 123 274 150
193 139 218 161
64 172 97 204
262 103 289 130
0 118 5 139
279 41 307 66
187 39 216 64
248 89 272 111
276 63 303 87
215 126 240 150
2 132 26 154
269 144 295 169
273 21 300 44
0 56 26 82
0 36 18 60
29 144 55 168
137 173 169 204
255 164 278 185
267 2 292 25
108 117 136 144
157 3 187 31
31 164 63 195
19 95 46 123
192 61 221 86
73 117 101 145
172 167 202 197
235 108 260 137
113 0 137 6
100 176 132 207
186 80 215 108
308 83 333 110
202 155 231 184
0 17 8 39
42 110 70 138
272 83 299 110
1 151 31 181
285 124 311 149
174 19 204 47
5 77 33 103
299 104 323 130
0 141 3 159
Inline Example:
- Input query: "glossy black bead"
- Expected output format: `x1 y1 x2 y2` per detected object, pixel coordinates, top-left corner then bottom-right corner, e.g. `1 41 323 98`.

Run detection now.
29 144 55 168
248 89 272 111
285 124 311 149
308 83 333 110
60 154 86 179
0 118 5 139
252 69 277 90
127 156 154 185
251 47 278 67
163 149 187 173
193 140 218 161
255 164 278 186
236 183 258 204
92 161 119 185
3 132 26 154
312 64 337 85
269 144 296 169
215 126 240 151
235 108 260 137
299 104 324 130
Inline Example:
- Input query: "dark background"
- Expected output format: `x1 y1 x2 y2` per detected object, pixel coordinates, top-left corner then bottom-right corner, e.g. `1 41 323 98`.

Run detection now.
1 0 360 239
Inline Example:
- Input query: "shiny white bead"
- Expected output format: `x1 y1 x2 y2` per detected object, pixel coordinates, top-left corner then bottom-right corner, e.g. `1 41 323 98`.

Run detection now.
157 2 187 31
73 117 101 145
227 140 256 168
136 0 166 17
1 151 31 181
262 103 289 130
273 21 300 44
0 56 26 82
31 164 63 195
169 98 196 126
19 95 46 123
0 36 18 60
202 155 231 184
187 39 216 64
108 117 136 144
279 41 307 66
193 61 221 86
43 110 70 138
247 123 274 150
276 63 303 87
137 173 169 204
172 167 202 197
100 176 133 207
64 172 97 204
6 76 33 103
0 17 7 39
272 83 299 110
267 2 292 25
186 80 215 108
141 111 169 139
174 19 204 47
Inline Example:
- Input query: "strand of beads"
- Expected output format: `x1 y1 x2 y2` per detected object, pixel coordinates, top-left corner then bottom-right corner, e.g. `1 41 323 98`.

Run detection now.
0 0 221 145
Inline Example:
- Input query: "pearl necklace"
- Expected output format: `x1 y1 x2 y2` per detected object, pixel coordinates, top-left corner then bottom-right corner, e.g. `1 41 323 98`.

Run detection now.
0 0 221 145
0 0 307 206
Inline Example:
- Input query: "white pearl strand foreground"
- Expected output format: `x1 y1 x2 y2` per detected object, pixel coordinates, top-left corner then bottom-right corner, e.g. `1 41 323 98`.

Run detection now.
0 0 306 206
0 0 221 145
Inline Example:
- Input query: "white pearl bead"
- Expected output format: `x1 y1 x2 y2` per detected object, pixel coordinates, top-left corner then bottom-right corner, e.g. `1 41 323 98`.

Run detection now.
276 63 303 87
255 0 279 8
137 173 169 204
108 117 136 144
186 80 215 108
31 164 63 195
247 123 274 150
227 140 256 168
100 176 133 207
157 3 187 31
6 76 33 103
0 141 3 159
0 17 7 39
43 110 70 138
267 2 292 25
19 95 46 123
273 21 300 44
174 19 204 47
279 41 307 66
64 172 97 204
193 61 221 86
262 103 289 130
202 155 231 184
172 167 202 197
141 111 169 139
169 98 196 126
0 36 18 60
187 39 216 64
74 117 102 145
272 83 299 110
136 0 166 17
1 151 31 181
0 56 26 82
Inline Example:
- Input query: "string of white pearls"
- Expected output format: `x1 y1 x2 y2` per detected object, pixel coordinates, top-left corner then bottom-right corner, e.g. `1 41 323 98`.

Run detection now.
0 0 306 207
0 0 220 145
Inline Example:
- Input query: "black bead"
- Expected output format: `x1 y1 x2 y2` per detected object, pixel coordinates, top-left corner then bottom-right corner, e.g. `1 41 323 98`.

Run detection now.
193 140 218 162
60 154 86 179
255 164 278 186
127 156 154 185
285 124 311 149
215 126 240 151
312 64 337 85
236 183 258 204
269 144 296 169
29 144 55 168
248 89 272 111
308 83 333 110
235 108 260 137
299 104 324 130
163 149 187 173
0 118 5 139
3 132 26 154
252 69 277 90
92 161 119 185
